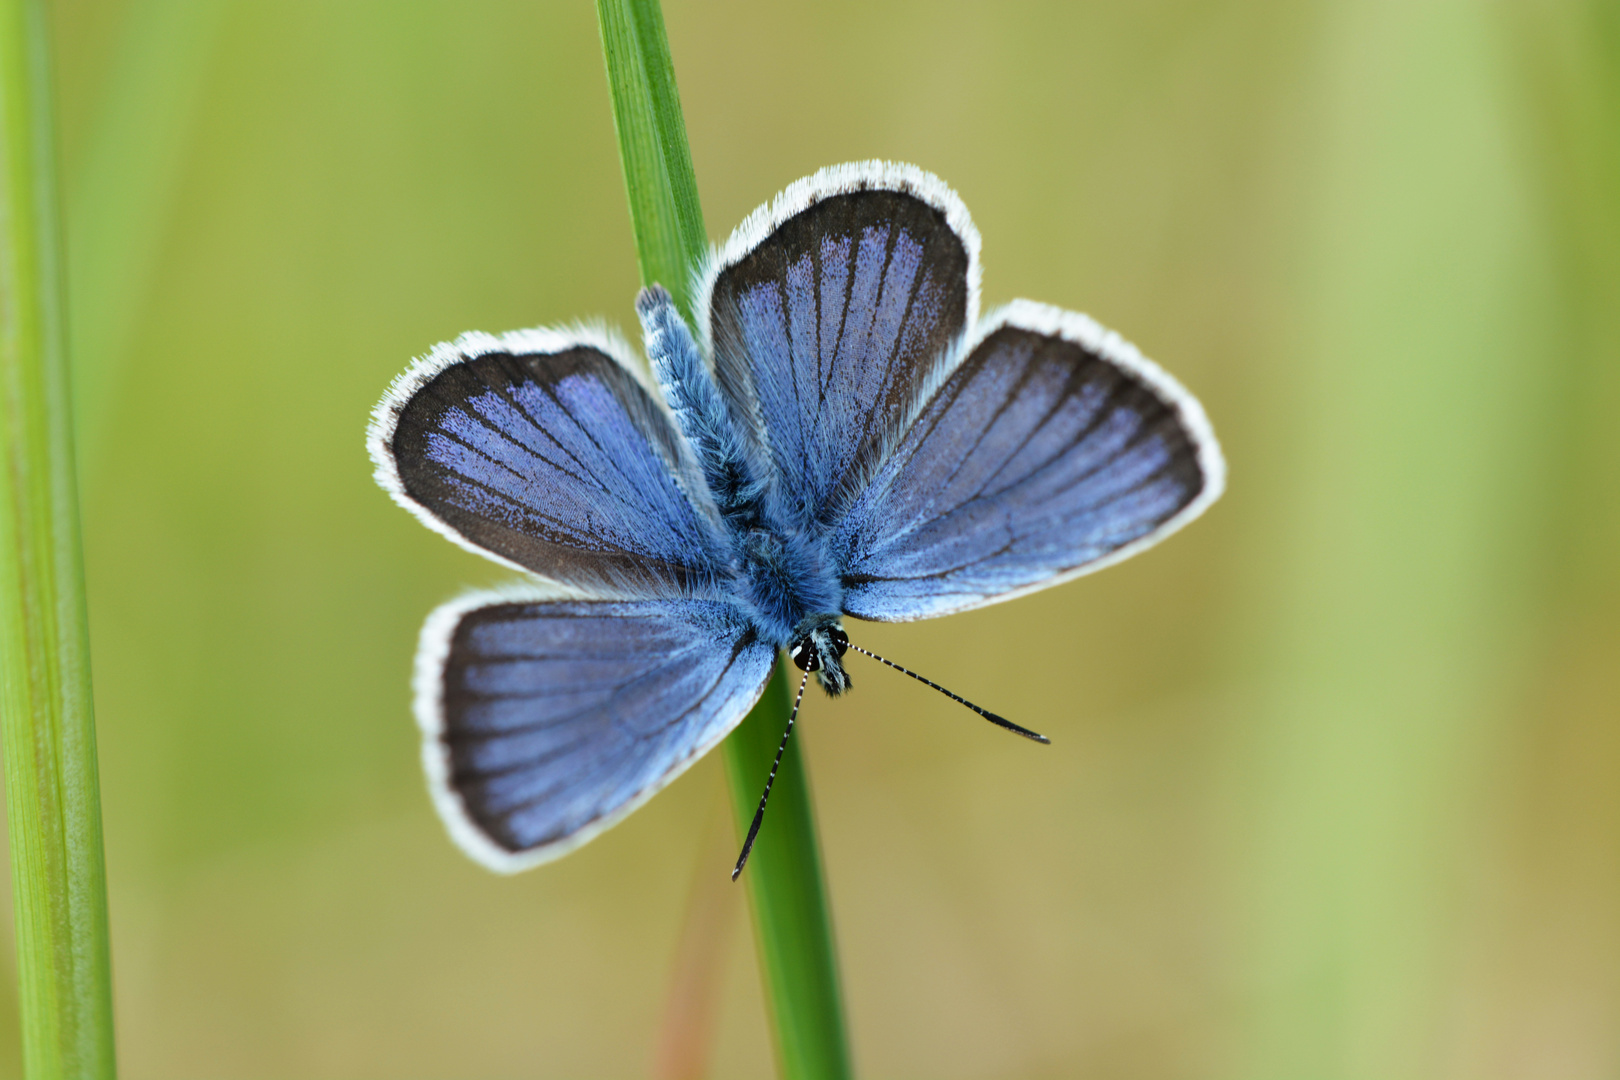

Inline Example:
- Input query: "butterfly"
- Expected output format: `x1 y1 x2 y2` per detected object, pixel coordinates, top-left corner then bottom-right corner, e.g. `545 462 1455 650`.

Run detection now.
367 162 1224 876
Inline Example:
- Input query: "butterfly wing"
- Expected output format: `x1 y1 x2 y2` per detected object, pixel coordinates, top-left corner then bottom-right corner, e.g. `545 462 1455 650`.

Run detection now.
699 161 978 527
418 587 776 871
369 327 728 598
832 301 1225 621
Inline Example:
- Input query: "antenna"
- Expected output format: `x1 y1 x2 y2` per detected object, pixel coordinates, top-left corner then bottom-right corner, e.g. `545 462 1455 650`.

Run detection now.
732 668 811 881
846 644 1050 744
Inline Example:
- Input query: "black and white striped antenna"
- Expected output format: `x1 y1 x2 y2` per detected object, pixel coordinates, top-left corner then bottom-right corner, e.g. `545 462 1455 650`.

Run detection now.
731 642 1048 879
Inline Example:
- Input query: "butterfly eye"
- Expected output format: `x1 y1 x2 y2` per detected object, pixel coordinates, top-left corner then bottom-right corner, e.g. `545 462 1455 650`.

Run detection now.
828 628 849 658
789 638 821 672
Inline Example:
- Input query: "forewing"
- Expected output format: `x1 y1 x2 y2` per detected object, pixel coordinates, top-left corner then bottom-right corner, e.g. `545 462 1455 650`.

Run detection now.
701 162 979 526
370 328 726 597
834 302 1225 621
417 589 775 871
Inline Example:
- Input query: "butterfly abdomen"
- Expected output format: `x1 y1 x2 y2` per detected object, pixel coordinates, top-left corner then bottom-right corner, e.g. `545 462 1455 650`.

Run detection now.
638 285 765 522
638 283 849 657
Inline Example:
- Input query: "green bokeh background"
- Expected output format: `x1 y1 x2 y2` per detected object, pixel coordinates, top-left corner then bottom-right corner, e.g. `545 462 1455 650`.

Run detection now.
5 0 1614 1076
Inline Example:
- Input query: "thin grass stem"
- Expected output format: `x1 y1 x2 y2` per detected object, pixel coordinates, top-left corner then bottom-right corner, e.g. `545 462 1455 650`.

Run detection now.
0 0 118 1075
595 3 852 1076
719 665 852 1080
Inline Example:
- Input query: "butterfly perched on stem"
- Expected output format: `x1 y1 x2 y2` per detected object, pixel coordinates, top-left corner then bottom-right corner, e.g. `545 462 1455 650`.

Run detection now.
368 162 1224 874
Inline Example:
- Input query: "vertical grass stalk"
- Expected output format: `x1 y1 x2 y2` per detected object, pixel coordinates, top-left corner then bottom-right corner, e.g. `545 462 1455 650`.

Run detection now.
719 665 851 1080
0 0 118 1075
595 3 852 1077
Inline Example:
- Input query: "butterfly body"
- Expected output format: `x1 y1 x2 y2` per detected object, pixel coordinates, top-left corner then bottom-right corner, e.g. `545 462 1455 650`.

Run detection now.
369 162 1224 872
641 284 854 691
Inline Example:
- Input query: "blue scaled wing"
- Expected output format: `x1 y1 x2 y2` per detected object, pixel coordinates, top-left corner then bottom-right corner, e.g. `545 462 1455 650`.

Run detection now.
417 588 776 871
699 162 979 526
833 302 1226 622
369 327 727 598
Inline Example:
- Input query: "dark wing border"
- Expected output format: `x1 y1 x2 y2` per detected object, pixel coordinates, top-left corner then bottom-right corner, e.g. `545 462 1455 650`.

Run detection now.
411 583 772 873
844 299 1227 619
367 324 715 590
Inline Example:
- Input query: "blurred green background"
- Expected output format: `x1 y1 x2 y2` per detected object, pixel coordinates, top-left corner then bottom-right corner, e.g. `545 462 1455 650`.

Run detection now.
3 0 1614 1076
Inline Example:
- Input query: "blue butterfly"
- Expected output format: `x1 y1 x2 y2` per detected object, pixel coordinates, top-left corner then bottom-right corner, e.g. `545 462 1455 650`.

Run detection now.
368 162 1224 875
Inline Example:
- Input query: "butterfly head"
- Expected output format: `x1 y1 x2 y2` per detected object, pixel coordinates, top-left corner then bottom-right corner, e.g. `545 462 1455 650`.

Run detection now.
788 616 851 696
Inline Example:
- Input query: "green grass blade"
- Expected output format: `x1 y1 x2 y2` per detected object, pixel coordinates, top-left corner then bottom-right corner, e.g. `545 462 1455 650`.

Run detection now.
595 3 852 1076
722 666 853 1080
595 0 707 325
0 1 118 1076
